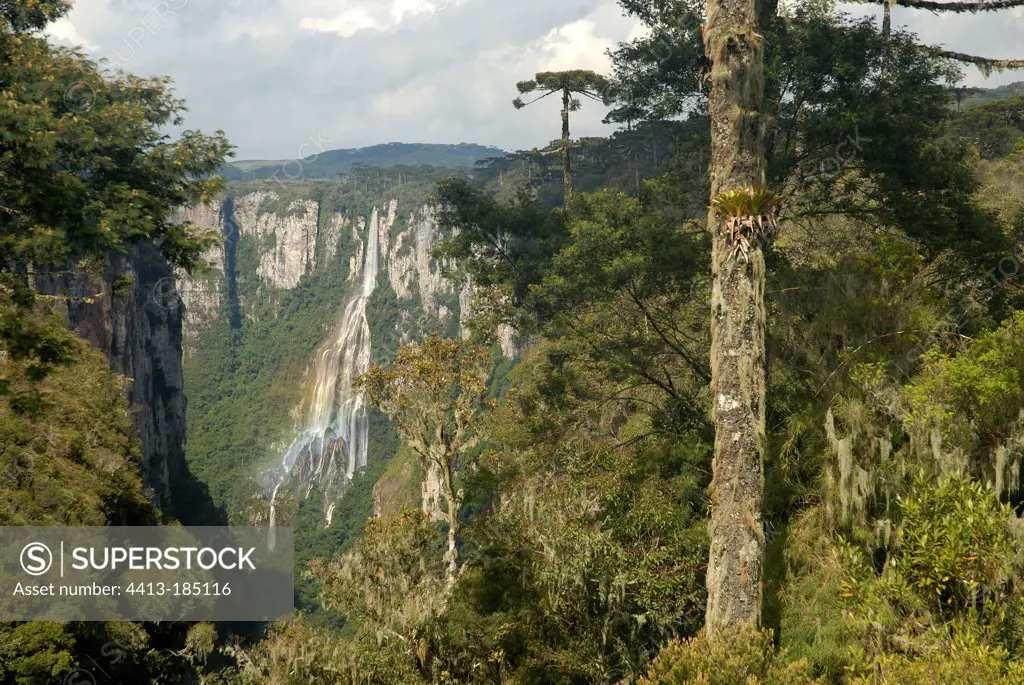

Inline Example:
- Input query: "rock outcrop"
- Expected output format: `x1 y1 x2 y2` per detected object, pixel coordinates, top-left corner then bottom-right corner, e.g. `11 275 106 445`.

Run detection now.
37 242 195 519
175 189 487 353
177 185 518 524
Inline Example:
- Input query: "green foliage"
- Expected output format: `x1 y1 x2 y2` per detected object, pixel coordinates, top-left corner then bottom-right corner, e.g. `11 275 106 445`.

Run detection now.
946 96 1024 159
469 119 706 209
426 339 709 682
639 628 821 684
607 0 706 121
0 315 158 526
312 510 448 640
852 631 1024 685
887 475 1013 614
771 9 1008 263
0 315 213 683
186 623 219 665
230 615 422 685
0 0 71 32
359 334 493 588
534 186 712 443
711 186 784 219
0 621 75 685
0 6 231 403
904 313 1024 461
778 474 1023 680
513 70 610 110
954 81 1024 109
773 509 860 680
433 176 568 338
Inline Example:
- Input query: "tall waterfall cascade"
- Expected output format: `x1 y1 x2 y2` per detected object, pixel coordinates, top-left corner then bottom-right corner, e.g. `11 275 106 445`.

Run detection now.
269 209 381 533
175 192 518 546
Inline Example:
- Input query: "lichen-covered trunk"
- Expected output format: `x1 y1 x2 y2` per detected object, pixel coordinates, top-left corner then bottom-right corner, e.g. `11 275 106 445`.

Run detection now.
703 0 767 634
561 88 572 210
439 454 461 590
422 457 444 521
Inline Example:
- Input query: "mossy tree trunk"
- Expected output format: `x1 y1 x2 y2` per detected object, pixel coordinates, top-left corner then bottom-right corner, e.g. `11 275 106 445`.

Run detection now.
561 87 572 209
703 0 768 634
437 447 463 590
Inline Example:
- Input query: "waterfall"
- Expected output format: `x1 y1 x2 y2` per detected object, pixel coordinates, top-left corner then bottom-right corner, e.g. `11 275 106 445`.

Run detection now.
268 208 381 536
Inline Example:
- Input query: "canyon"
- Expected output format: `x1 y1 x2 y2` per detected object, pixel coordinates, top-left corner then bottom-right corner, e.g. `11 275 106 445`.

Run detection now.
174 181 517 526
37 173 518 528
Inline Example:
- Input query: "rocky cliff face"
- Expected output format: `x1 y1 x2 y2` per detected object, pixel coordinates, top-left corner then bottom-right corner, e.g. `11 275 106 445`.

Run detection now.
175 189 477 350
176 185 516 523
172 203 225 339
36 242 192 519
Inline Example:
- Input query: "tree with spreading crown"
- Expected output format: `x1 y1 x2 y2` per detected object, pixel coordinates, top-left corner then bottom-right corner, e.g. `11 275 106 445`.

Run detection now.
513 70 610 210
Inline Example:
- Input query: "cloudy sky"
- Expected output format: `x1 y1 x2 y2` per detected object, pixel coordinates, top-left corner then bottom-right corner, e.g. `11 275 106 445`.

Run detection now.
45 0 1024 161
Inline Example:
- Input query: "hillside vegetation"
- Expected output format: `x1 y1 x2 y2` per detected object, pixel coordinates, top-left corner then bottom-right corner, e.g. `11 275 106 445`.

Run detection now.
9 0 1024 683
224 6 1024 684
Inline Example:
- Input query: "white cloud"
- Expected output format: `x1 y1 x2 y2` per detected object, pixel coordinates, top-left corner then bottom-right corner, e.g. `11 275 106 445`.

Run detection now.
44 0 1024 158
298 0 459 37
538 19 613 72
300 8 378 37
390 0 457 23
372 83 436 116
45 17 98 50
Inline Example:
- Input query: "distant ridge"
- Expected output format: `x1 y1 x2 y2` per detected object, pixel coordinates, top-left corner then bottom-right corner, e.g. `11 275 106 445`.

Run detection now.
952 81 1024 109
222 142 507 181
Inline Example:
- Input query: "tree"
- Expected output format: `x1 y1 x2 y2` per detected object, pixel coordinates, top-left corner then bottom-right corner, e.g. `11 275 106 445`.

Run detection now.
0 0 231 409
432 177 568 342
701 0 775 634
0 0 70 31
357 334 492 588
869 0 1024 73
513 70 609 210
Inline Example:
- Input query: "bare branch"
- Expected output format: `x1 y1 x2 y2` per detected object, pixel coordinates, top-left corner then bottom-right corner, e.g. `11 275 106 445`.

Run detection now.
926 48 1024 74
889 0 1024 10
512 89 560 109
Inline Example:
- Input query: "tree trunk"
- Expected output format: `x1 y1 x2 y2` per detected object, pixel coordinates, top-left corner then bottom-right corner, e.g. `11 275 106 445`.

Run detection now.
421 457 444 522
439 454 461 590
561 87 572 210
703 0 768 634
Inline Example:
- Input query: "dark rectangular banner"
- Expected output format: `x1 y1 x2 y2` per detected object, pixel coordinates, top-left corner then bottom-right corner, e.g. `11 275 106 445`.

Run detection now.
0 527 293 621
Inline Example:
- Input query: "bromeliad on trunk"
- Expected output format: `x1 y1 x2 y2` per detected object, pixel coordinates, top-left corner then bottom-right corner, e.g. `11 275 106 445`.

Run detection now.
710 186 783 261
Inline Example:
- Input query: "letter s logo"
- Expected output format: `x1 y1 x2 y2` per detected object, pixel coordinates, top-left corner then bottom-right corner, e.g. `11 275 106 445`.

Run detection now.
20 542 53 576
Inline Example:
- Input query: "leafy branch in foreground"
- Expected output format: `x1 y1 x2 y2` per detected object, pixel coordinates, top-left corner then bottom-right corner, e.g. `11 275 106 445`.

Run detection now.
0 8 232 406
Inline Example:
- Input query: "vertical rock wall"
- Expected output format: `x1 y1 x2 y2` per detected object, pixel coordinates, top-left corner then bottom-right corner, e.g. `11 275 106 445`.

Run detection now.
37 242 191 518
175 189 492 354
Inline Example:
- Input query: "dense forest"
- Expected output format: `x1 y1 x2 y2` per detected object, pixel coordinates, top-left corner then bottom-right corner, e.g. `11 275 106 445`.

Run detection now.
7 0 1024 682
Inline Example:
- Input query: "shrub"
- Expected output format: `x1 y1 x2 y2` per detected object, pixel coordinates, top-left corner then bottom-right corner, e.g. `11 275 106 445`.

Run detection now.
639 627 821 684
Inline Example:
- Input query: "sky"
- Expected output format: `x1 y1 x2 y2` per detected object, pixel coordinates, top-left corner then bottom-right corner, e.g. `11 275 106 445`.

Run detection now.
45 0 1024 161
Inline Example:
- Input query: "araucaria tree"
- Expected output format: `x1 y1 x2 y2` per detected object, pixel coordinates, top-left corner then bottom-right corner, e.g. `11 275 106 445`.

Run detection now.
513 70 609 210
702 0 777 633
357 334 491 588
871 0 1024 71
